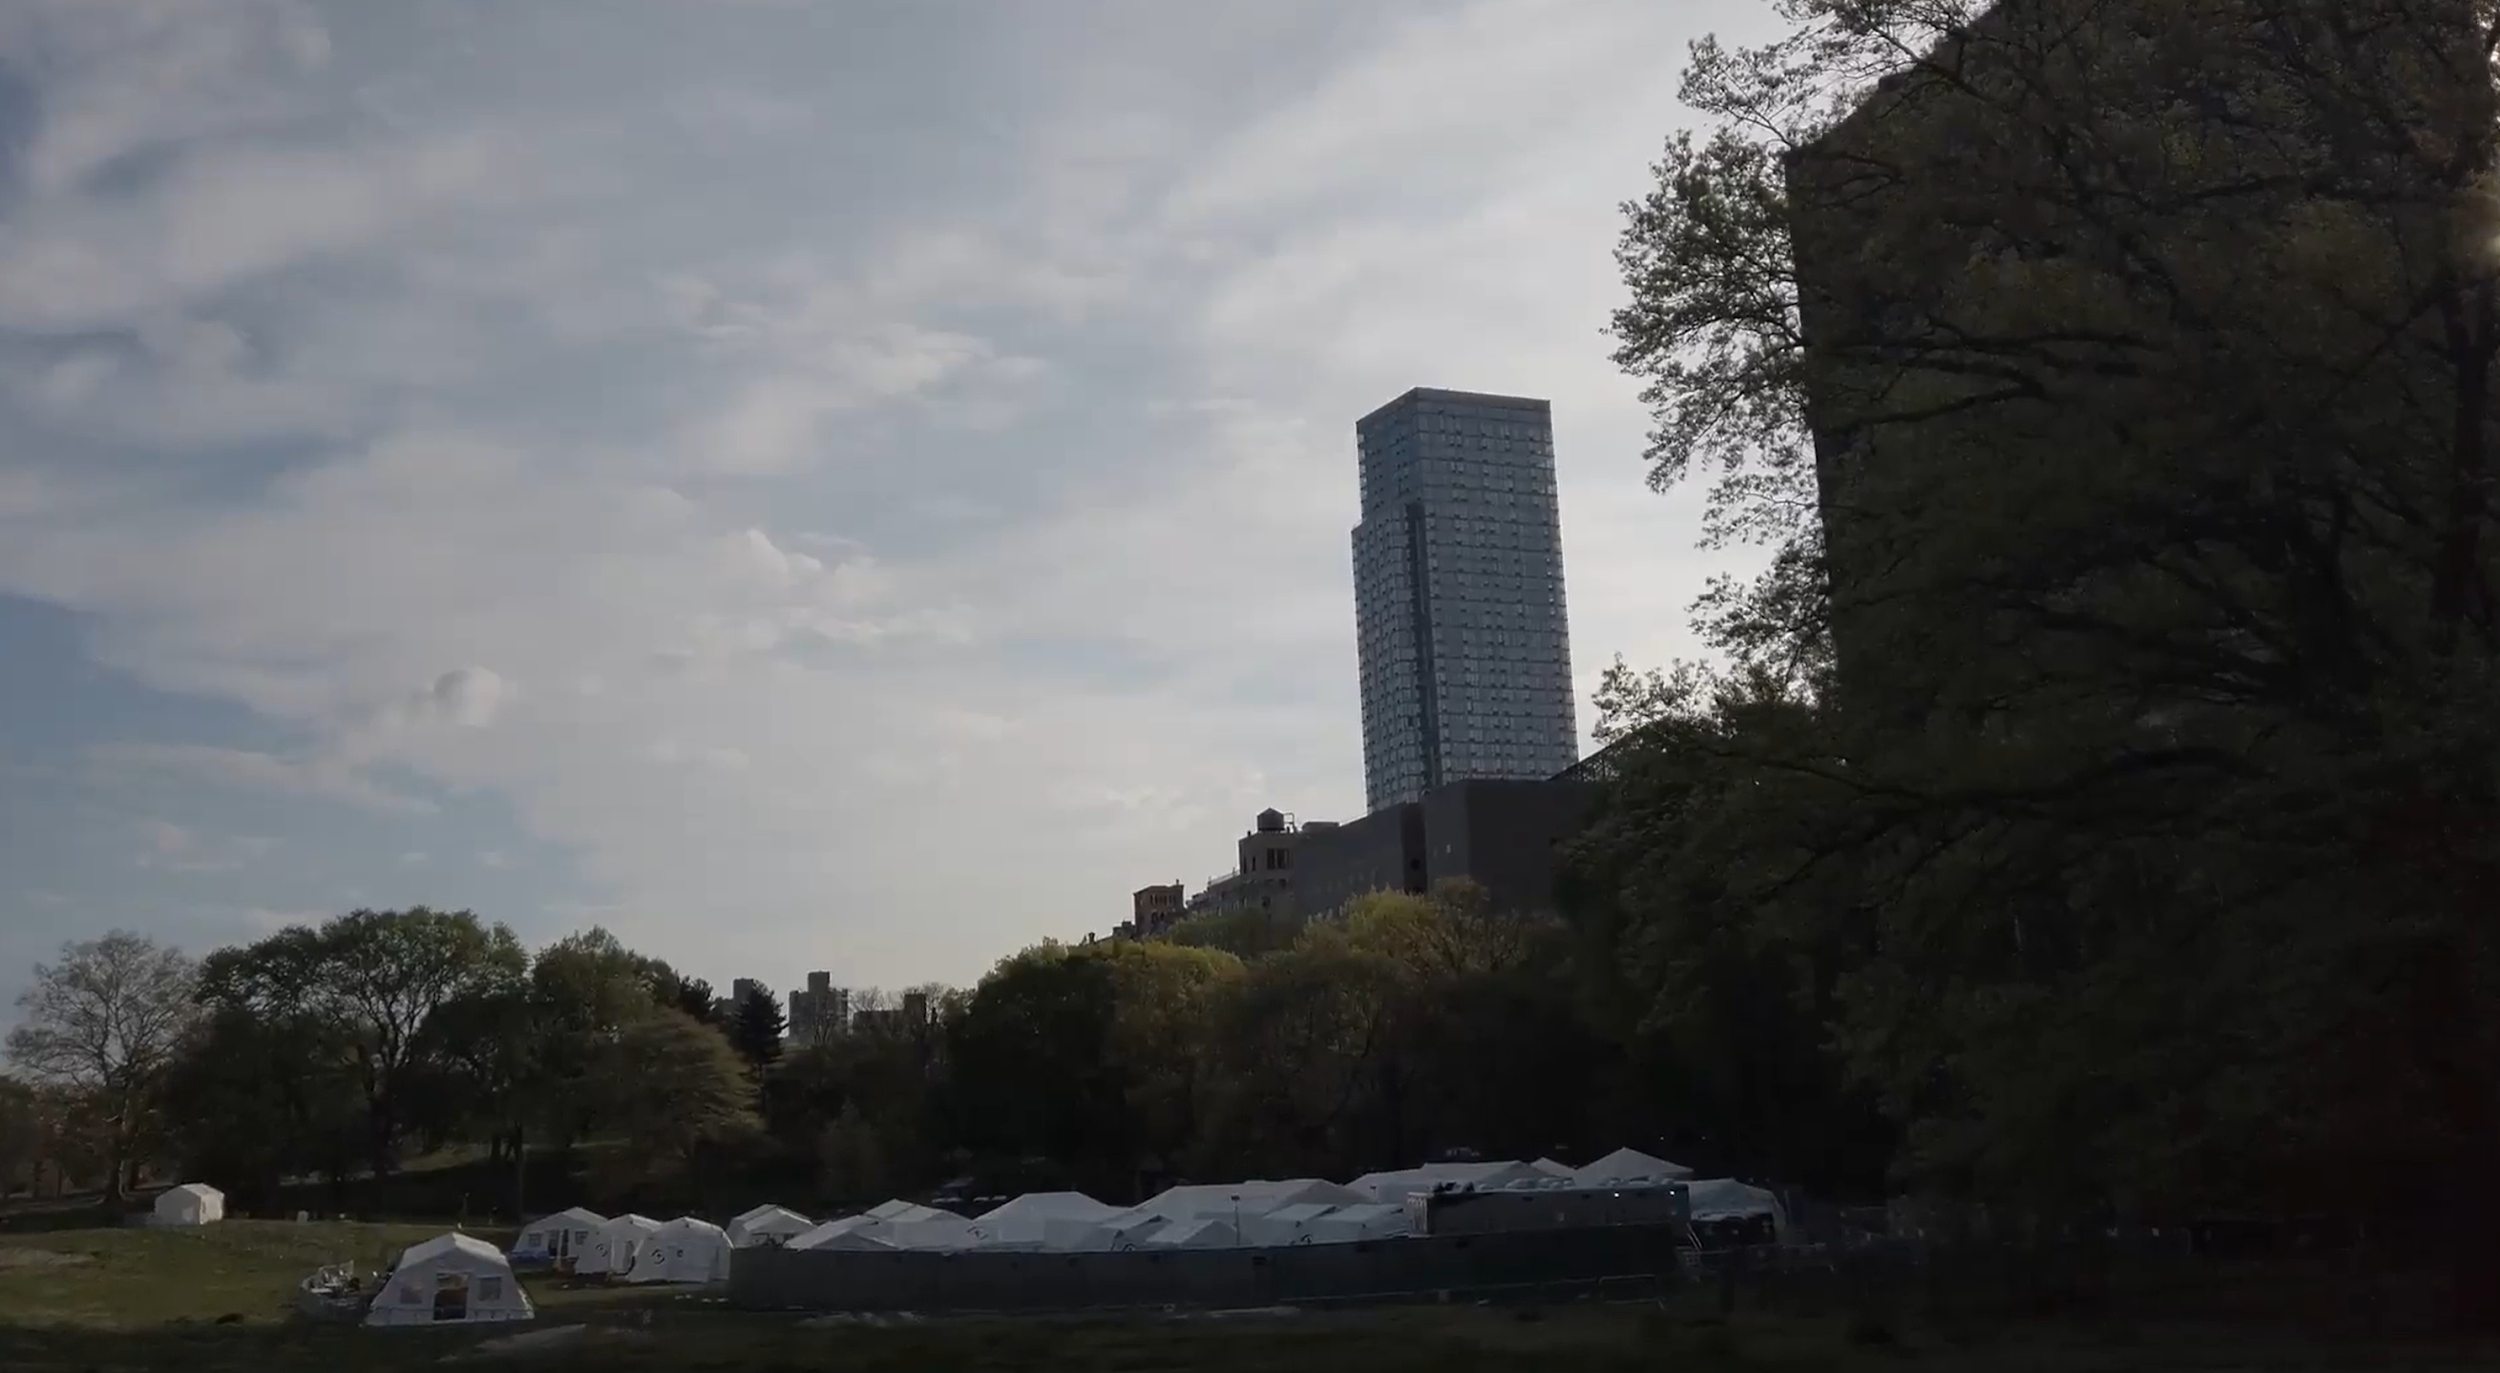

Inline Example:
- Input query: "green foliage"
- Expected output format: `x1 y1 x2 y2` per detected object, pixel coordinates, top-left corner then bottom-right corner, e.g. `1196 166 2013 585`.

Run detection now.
1584 0 2500 1244
597 1009 762 1189
192 908 525 1180
731 983 788 1074
1164 904 1306 959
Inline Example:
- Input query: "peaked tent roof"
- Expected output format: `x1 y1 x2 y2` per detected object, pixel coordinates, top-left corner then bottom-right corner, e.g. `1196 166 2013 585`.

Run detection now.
1140 1178 1363 1219
398 1231 509 1268
1145 1217 1240 1248
1686 1177 1780 1220
976 1191 1122 1223
1571 1147 1693 1183
531 1206 607 1227
1350 1161 1543 1200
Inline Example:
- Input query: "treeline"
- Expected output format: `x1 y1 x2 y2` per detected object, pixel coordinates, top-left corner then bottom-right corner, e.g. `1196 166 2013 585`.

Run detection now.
3 882 1882 1220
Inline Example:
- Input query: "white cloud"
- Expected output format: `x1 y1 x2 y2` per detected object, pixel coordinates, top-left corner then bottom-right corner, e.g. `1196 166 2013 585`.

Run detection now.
90 742 435 816
0 0 1780 988
131 819 280 873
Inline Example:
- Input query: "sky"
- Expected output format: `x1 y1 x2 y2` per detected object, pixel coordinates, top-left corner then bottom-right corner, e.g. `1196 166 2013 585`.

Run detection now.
0 0 1783 1001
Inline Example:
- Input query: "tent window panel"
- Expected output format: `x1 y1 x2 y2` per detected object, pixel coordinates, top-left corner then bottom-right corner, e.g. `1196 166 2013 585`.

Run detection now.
478 1276 504 1301
399 1283 424 1304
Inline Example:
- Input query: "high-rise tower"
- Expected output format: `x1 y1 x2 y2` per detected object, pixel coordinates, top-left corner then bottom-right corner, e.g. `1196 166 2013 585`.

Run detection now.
1351 387 1578 812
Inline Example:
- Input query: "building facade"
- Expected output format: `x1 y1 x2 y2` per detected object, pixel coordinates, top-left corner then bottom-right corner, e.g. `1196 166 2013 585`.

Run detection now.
1352 388 1579 812
1130 882 1186 938
788 971 849 1048
1186 808 1319 918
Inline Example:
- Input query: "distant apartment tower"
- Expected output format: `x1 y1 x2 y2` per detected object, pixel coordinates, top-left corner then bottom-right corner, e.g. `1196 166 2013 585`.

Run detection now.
1352 388 1578 812
712 977 771 1024
1131 882 1186 937
787 971 849 1048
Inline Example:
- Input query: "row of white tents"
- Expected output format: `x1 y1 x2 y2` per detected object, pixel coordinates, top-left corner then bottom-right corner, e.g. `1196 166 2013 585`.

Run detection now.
510 1146 1780 1272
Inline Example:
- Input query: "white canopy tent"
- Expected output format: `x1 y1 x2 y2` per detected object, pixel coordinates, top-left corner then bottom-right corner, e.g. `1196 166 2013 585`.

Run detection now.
1530 1158 1574 1178
1571 1147 1694 1185
1092 1211 1176 1250
1349 1161 1544 1203
1143 1217 1240 1249
800 1227 901 1252
1238 1202 1339 1247
1305 1202 1412 1243
1685 1178 1781 1222
726 1204 813 1248
365 1233 534 1328
787 1204 973 1252
881 1214 979 1250
624 1217 732 1285
512 1207 605 1264
575 1213 661 1277
1137 1178 1363 1223
152 1183 225 1227
967 1192 1124 1250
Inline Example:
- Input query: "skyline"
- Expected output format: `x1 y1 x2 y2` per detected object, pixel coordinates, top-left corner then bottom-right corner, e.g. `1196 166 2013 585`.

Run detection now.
0 0 1785 998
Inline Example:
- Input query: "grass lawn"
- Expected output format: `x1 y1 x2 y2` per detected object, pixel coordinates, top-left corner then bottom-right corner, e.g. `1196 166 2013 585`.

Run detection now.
3 1220 2493 1372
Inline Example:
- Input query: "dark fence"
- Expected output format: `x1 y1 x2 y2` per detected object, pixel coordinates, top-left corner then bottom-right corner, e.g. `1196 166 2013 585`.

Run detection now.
730 1223 1688 1314
1673 1236 2484 1338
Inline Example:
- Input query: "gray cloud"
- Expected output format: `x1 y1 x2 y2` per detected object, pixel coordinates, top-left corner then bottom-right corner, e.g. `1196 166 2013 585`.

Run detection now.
0 0 1780 986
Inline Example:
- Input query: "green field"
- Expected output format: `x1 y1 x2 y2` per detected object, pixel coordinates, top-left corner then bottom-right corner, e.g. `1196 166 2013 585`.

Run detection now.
1 1221 2492 1372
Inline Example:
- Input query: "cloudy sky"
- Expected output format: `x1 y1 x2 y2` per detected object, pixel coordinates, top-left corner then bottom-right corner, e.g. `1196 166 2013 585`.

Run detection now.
0 0 1780 998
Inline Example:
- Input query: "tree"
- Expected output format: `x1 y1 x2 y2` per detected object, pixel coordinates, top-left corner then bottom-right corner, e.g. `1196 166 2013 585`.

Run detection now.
197 908 525 1179
943 946 1130 1177
6 932 198 1201
0 1077 42 1195
1602 0 2500 1270
157 1007 361 1211
730 983 786 1075
597 1009 760 1186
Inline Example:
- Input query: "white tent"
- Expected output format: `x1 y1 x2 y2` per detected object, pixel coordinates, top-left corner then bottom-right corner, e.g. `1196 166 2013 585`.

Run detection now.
1238 1202 1339 1247
152 1183 225 1227
968 1192 1124 1250
800 1226 901 1252
1144 1217 1240 1249
1685 1177 1780 1221
623 1217 732 1285
512 1207 605 1264
1305 1202 1412 1243
575 1213 661 1277
1571 1147 1694 1185
1349 1161 1544 1203
788 1215 873 1250
365 1233 534 1328
1093 1211 1176 1250
1137 1178 1363 1222
726 1204 813 1248
881 1214 979 1251
787 1206 973 1252
1530 1158 1574 1178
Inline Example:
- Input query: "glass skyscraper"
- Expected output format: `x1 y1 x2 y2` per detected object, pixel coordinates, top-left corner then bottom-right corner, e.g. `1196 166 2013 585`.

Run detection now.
1351 387 1579 813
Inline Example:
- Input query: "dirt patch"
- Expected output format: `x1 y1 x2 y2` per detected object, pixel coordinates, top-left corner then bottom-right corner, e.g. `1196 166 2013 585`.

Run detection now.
0 1247 93 1269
